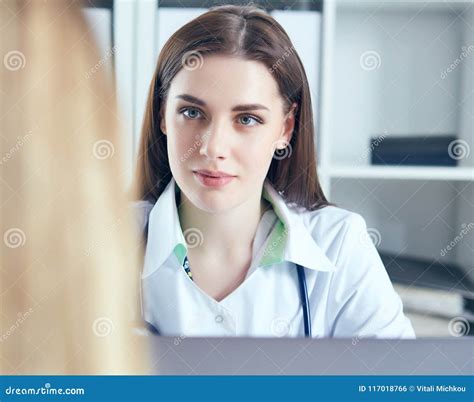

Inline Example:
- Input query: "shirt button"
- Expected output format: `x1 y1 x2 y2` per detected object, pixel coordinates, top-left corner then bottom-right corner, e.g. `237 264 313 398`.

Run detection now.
215 315 224 323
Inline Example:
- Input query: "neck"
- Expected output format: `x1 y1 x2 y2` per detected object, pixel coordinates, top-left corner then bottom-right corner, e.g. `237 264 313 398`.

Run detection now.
178 188 271 260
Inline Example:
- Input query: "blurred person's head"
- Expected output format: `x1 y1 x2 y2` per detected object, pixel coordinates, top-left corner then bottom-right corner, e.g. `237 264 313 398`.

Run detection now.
136 4 330 213
0 0 148 374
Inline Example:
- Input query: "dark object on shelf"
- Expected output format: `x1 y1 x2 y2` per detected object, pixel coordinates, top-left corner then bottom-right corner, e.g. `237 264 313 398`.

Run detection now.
381 251 474 335
370 135 459 167
380 251 473 297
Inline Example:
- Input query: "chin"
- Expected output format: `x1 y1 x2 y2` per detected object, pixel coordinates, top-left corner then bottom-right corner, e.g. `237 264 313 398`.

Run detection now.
180 180 238 213
175 171 245 211
190 190 235 214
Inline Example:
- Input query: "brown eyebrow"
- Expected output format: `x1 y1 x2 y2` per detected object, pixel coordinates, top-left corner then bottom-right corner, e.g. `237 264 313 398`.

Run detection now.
175 94 269 112
176 94 206 106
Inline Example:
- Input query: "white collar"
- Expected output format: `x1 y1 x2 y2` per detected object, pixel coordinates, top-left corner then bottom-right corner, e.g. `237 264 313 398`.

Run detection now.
142 178 336 279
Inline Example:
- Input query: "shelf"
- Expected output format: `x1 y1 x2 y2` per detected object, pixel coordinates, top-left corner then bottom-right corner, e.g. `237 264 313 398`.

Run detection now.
381 252 474 299
335 0 471 12
322 166 474 181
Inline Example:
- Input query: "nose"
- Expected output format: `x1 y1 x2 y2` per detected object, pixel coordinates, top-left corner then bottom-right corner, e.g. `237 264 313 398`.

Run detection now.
198 117 230 160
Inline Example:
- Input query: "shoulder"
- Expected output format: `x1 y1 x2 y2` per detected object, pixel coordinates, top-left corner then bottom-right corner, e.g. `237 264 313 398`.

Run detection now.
301 204 366 228
287 203 372 269
294 204 368 248
129 200 155 233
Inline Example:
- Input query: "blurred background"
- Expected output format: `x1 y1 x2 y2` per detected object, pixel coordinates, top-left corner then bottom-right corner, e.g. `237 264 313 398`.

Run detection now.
82 0 473 337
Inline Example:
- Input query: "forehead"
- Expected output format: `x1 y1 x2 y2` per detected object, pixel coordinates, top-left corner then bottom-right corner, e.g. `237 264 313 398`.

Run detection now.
167 55 283 108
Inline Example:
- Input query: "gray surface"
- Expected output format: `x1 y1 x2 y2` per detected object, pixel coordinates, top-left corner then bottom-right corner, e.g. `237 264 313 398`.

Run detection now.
148 336 474 375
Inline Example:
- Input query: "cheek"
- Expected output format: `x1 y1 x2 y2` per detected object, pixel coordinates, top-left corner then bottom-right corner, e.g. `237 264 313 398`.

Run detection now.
238 130 280 172
255 122 284 155
166 122 200 161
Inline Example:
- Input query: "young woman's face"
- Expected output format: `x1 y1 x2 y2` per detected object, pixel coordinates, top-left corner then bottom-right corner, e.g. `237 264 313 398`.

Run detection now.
161 55 295 213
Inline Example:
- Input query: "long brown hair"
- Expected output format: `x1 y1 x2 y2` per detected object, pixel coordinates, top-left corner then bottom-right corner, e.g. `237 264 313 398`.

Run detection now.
135 4 331 211
1 0 148 374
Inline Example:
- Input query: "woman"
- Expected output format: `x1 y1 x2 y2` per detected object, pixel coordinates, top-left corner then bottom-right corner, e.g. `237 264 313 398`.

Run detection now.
1 1 148 373
135 4 415 338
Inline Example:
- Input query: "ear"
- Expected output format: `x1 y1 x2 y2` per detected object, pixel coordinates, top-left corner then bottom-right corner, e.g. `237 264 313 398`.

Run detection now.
278 102 297 147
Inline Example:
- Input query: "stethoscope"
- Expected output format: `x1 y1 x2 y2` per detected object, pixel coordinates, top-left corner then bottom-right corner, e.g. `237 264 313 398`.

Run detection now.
144 261 312 338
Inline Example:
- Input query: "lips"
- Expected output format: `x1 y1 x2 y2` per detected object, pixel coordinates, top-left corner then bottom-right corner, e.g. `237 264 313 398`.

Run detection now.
193 169 235 178
192 170 236 188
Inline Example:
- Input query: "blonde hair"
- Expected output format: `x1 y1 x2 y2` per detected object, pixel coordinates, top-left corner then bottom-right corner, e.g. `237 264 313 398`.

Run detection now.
0 1 149 373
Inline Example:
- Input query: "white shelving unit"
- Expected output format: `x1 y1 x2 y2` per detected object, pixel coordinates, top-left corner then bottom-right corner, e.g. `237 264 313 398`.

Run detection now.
322 166 474 181
318 0 473 288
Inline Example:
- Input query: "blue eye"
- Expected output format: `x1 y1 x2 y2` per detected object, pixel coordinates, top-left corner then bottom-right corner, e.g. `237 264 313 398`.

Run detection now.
182 107 203 120
238 115 261 126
